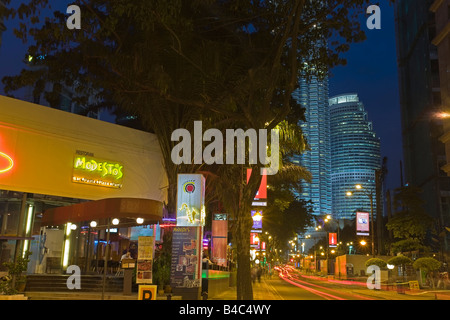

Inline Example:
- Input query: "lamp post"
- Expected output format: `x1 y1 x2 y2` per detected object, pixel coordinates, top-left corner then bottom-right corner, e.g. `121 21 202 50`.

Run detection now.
347 185 375 257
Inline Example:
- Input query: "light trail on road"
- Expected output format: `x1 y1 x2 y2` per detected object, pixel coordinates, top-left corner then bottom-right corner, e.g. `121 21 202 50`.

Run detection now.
279 273 346 300
277 266 376 300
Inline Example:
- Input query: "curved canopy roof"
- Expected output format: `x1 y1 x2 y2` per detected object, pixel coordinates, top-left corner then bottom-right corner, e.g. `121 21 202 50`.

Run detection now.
41 198 163 227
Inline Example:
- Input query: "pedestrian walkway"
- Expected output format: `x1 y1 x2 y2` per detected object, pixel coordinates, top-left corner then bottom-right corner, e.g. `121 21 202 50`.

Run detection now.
211 278 282 300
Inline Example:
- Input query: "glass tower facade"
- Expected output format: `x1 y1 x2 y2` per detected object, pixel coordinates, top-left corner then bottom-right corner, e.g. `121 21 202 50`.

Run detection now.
292 75 331 216
329 93 381 220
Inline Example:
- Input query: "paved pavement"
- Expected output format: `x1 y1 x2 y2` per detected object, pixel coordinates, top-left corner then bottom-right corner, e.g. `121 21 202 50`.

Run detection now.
210 279 283 300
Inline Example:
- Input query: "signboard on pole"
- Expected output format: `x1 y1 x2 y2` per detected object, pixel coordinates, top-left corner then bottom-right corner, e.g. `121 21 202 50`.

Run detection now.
170 226 203 294
176 174 206 226
356 212 370 236
212 214 228 267
136 236 154 284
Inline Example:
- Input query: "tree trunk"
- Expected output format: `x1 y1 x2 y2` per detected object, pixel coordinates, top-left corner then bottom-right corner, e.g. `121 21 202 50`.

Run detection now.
235 207 253 300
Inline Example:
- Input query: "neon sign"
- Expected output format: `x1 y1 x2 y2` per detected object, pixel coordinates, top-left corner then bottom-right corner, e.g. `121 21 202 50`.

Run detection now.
72 155 124 188
0 151 14 174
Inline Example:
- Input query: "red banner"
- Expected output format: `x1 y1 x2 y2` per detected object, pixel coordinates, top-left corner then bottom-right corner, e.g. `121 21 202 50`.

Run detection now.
246 168 267 200
329 232 337 247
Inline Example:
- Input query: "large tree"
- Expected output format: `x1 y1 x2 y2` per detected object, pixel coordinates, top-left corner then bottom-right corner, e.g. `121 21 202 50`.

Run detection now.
2 0 375 299
386 186 435 254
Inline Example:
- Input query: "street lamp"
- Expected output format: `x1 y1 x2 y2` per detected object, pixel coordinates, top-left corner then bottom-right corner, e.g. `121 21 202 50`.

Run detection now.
346 184 375 257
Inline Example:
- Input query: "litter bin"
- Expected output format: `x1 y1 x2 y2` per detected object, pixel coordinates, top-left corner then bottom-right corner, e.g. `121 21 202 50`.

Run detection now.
396 281 405 294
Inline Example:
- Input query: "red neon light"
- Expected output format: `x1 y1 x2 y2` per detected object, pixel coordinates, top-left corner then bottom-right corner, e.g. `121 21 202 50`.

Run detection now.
0 151 14 174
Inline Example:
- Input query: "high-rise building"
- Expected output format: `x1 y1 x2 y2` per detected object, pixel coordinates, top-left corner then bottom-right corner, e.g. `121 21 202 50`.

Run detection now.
329 93 381 220
292 75 331 216
431 0 450 255
395 0 450 253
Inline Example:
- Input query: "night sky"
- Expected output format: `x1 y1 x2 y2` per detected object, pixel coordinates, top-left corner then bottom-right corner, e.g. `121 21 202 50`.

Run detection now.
0 0 403 193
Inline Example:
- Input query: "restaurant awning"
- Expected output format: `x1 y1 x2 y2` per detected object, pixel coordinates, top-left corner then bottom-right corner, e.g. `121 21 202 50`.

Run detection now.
41 198 163 227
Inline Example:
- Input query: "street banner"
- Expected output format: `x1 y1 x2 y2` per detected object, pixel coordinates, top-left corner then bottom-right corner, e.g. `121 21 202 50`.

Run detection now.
136 236 154 283
356 211 370 236
170 226 203 289
329 232 337 247
212 214 228 267
247 168 267 206
251 210 263 232
176 174 206 226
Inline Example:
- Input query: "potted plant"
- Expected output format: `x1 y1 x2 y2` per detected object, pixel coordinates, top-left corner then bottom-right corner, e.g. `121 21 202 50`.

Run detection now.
387 255 412 293
412 257 441 289
0 251 31 299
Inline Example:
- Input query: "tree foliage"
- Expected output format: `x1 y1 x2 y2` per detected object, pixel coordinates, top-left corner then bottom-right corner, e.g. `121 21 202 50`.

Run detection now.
386 186 434 253
365 258 387 269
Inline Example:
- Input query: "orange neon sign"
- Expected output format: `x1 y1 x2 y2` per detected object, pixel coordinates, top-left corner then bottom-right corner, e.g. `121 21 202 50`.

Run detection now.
0 151 14 174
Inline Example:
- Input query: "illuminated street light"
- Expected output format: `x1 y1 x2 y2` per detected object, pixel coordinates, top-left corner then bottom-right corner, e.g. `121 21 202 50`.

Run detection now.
90 220 97 228
360 240 367 246
112 218 120 225
436 111 450 119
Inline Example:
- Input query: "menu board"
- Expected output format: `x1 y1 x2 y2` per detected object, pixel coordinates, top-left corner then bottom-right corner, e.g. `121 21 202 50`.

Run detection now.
170 227 203 288
136 236 154 284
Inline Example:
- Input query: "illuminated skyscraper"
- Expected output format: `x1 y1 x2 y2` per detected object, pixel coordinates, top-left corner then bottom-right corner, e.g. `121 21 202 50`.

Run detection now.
292 75 331 216
329 93 381 220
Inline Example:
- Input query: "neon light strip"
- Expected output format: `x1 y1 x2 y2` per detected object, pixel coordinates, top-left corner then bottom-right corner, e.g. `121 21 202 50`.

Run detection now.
0 151 14 173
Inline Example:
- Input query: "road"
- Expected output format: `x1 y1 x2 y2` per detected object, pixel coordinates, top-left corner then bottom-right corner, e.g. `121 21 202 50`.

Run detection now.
257 265 434 300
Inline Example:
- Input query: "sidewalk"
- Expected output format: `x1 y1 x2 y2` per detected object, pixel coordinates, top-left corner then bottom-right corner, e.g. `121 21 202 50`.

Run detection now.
211 278 282 300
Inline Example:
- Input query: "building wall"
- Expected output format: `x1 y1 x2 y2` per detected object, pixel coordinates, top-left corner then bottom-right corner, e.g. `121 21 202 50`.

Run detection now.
433 1 450 237
395 0 450 253
0 95 167 203
329 94 381 220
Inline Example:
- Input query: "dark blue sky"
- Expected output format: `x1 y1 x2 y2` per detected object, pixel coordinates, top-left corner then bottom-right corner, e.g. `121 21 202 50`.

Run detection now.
329 0 403 192
0 0 403 192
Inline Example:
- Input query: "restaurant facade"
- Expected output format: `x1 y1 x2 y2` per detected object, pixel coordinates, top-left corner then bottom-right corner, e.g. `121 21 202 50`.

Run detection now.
0 95 168 274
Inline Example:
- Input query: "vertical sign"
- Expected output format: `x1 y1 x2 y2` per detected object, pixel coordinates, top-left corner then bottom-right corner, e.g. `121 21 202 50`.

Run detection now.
136 236 154 284
329 233 337 247
177 174 206 226
356 212 370 236
251 210 263 231
170 226 203 289
212 214 228 267
247 168 267 206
